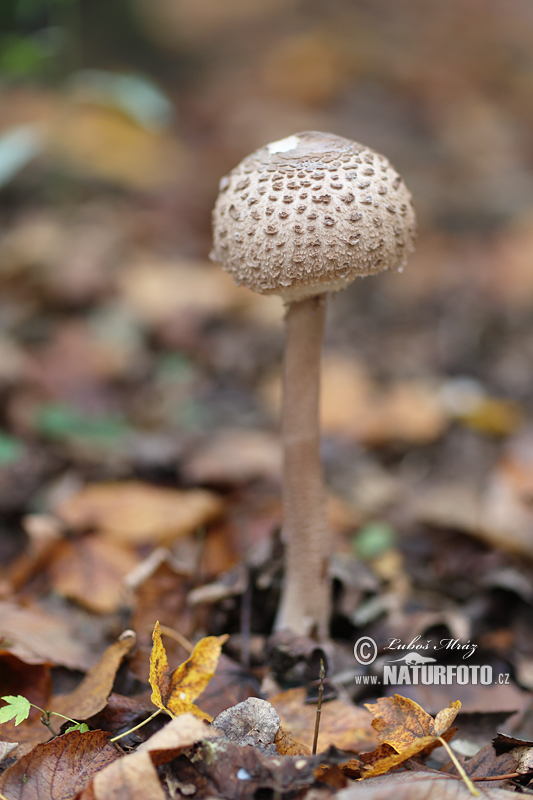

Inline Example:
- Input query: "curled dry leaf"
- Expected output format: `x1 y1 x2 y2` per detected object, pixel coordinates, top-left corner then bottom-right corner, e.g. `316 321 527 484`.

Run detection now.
149 621 227 720
0 730 120 800
51 631 136 722
275 725 311 756
360 695 461 778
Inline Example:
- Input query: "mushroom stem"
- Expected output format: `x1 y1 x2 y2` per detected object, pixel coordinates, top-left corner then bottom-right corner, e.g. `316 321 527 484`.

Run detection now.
275 294 330 639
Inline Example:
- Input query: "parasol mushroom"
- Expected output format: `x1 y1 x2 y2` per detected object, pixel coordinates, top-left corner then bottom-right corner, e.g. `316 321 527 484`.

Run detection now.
211 131 416 639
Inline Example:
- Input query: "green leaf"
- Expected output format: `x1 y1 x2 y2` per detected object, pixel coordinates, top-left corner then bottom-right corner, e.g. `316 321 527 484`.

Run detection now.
353 521 397 560
0 695 31 725
63 722 89 733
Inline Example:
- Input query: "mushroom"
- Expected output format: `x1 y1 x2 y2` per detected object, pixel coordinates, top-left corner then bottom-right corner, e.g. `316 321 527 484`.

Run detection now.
211 131 416 639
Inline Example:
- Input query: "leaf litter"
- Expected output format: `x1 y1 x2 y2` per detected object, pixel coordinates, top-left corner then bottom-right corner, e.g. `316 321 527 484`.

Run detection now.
2 9 533 796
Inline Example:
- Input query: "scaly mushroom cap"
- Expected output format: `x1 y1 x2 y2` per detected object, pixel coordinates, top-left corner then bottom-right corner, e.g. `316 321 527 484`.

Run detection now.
211 131 417 302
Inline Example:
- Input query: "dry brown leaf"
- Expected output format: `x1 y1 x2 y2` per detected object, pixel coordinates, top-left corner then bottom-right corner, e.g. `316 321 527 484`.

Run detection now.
54 481 224 546
51 631 136 722
0 741 18 764
335 770 519 799
368 695 461 747
0 730 120 800
360 695 461 778
275 725 311 755
0 654 51 745
48 536 140 614
150 621 227 720
0 601 96 671
79 714 215 800
269 687 377 752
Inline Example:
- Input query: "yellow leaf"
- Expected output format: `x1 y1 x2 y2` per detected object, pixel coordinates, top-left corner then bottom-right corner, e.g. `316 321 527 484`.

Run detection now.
360 695 461 779
150 621 170 712
149 621 227 721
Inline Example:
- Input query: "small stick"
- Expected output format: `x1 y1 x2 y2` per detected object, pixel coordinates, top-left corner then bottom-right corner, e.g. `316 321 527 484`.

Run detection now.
437 736 480 797
312 659 326 755
472 772 520 782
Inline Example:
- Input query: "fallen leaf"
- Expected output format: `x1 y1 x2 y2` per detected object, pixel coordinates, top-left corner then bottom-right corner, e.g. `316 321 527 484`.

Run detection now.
85 693 153 740
269 687 377 752
79 714 215 800
0 730 120 800
212 698 279 754
149 622 227 720
452 743 518 788
360 695 460 778
368 695 460 748
192 739 347 800
54 481 224 546
335 770 519 799
0 656 52 746
0 601 94 671
275 725 310 755
48 536 140 614
50 631 136 722
0 740 18 764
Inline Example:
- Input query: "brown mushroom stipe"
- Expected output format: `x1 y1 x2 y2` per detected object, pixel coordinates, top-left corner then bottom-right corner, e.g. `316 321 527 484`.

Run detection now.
211 132 416 638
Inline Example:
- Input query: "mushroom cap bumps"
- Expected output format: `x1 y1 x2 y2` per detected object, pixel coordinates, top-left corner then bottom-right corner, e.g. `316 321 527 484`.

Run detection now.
211 131 417 303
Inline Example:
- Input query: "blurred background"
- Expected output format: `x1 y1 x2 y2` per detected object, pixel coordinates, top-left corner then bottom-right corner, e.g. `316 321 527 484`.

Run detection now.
1 0 533 668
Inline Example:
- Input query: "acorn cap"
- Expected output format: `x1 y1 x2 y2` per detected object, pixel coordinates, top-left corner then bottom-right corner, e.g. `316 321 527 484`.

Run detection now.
211 131 417 302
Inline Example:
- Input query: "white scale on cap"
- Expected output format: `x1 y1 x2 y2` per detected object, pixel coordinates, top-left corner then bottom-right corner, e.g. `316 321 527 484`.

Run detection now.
267 135 300 154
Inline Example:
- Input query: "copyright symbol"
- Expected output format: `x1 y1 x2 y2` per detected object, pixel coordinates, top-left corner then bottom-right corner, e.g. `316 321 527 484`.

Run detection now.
354 637 377 665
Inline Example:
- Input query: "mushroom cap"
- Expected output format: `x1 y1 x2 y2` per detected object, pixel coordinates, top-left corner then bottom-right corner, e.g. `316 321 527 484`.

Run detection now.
211 131 417 302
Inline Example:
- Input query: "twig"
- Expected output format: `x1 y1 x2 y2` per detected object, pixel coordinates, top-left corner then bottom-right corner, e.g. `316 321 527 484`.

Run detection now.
437 736 480 797
472 772 520 782
312 659 326 755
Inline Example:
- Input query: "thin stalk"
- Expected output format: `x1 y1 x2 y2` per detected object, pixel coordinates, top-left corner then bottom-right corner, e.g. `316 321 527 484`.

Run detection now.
437 736 480 797
275 294 330 640
110 708 164 743
312 659 326 755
